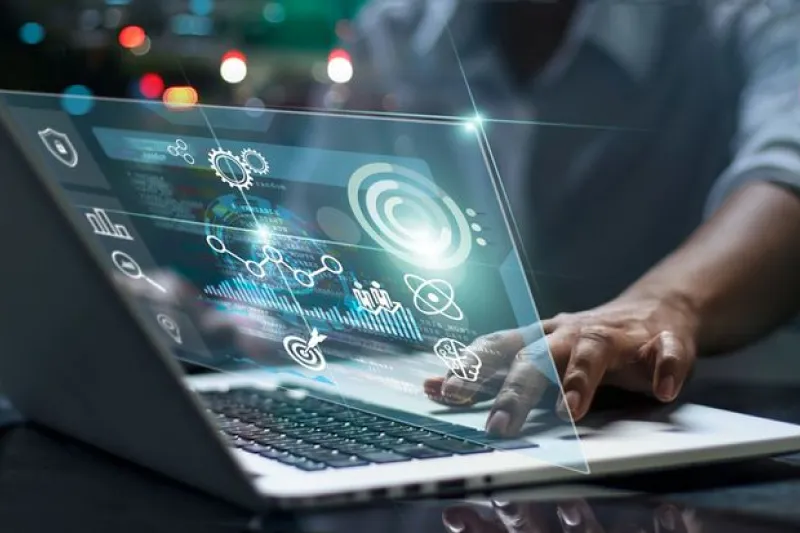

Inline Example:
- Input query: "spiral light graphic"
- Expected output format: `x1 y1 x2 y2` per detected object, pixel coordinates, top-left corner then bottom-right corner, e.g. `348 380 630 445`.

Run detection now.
348 163 472 270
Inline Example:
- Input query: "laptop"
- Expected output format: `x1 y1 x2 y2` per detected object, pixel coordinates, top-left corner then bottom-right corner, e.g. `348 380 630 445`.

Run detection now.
0 89 798 511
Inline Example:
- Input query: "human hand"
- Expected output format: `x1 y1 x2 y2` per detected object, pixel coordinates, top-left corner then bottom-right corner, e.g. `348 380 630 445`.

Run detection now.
424 294 699 436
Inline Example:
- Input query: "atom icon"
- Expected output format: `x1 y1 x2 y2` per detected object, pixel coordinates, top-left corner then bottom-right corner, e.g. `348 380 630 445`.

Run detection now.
403 273 464 321
240 148 270 175
208 148 254 191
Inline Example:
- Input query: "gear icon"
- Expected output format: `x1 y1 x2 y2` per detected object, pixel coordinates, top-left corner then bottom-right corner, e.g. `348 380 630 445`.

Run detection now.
240 148 270 175
208 148 253 190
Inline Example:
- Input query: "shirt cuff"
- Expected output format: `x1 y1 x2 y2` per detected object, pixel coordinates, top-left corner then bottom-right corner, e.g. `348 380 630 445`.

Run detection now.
704 151 800 217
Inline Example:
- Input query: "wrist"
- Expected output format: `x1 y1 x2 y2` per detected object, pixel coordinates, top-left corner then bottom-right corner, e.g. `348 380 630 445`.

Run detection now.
618 283 704 351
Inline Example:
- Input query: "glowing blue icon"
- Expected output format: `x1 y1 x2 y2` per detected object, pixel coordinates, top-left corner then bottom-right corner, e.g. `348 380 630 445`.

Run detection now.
404 274 463 321
353 280 402 315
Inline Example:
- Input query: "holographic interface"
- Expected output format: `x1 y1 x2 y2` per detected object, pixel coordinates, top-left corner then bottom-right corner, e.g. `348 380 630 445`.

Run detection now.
0 91 587 472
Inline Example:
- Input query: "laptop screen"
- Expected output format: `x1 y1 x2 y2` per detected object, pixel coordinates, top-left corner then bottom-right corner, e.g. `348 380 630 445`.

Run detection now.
0 90 586 472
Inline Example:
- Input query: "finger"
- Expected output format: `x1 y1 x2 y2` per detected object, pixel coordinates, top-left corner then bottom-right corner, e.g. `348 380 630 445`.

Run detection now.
440 330 525 405
443 506 506 533
556 500 605 533
642 330 694 403
541 310 574 335
486 339 553 437
542 328 574 378
559 327 620 421
424 372 507 407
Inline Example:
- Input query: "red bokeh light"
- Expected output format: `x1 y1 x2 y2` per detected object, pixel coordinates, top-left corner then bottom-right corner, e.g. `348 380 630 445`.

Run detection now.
222 49 246 63
328 48 351 62
118 26 146 49
139 73 164 99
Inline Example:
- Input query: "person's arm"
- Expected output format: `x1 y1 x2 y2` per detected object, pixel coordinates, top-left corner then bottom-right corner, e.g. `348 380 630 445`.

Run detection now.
624 181 800 355
436 2 800 431
640 0 800 351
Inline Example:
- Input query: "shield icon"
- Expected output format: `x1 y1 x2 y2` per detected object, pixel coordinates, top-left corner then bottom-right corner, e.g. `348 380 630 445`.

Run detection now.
38 128 79 168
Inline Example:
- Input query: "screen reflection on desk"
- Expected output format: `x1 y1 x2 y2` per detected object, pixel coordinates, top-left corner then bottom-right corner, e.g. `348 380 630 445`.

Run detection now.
0 425 796 533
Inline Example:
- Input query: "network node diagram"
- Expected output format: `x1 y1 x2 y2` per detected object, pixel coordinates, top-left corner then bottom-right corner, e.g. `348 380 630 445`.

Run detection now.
205 235 343 289
167 139 195 165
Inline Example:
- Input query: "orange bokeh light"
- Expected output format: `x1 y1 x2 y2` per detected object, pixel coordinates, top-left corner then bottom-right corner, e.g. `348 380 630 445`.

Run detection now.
163 86 198 109
118 25 146 49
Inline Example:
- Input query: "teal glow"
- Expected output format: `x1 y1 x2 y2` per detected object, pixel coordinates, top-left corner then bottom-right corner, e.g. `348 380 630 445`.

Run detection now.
61 85 95 116
19 22 45 45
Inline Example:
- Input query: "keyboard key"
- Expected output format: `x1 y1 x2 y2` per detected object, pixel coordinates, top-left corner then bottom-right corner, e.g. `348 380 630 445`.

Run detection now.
242 443 271 455
410 436 491 454
294 460 327 472
276 454 312 467
257 447 287 460
486 440 538 451
254 434 298 448
326 456 369 468
383 425 424 437
334 443 377 456
389 443 449 459
302 449 368 468
356 450 410 463
202 388 537 472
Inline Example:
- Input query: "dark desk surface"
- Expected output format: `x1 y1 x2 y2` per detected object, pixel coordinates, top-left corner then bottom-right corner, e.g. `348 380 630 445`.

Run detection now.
2 382 800 533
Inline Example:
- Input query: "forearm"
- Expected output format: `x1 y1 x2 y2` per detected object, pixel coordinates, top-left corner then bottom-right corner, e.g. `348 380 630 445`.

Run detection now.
622 181 800 354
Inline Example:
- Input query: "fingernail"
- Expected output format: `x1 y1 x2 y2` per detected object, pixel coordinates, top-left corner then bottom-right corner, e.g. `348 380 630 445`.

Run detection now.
442 376 471 403
656 375 676 401
557 504 582 527
442 513 465 533
566 390 582 415
441 376 459 395
486 410 511 436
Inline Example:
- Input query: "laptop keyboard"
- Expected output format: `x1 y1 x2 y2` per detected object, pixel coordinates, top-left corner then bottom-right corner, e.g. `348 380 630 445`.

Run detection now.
200 386 537 472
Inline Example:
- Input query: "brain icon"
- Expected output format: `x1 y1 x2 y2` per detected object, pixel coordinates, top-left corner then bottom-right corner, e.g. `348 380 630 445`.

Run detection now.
433 338 482 382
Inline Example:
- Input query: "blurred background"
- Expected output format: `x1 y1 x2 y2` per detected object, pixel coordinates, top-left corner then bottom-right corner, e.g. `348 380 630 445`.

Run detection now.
2 0 799 387
1 0 364 109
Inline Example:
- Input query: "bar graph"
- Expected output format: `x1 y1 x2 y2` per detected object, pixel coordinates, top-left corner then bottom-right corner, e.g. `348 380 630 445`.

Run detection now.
85 208 133 240
204 275 423 342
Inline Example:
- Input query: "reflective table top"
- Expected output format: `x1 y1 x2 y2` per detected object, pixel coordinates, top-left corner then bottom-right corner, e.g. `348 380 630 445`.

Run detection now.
2 380 800 533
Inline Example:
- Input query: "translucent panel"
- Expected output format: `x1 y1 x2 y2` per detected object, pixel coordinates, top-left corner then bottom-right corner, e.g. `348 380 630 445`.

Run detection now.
0 91 588 473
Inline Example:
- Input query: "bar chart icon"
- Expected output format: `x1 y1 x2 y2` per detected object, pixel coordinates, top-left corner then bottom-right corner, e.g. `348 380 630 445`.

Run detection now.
203 275 424 342
85 208 133 241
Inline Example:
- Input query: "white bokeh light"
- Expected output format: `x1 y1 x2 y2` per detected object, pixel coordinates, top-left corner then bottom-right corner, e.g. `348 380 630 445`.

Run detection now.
220 57 248 84
327 57 354 84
